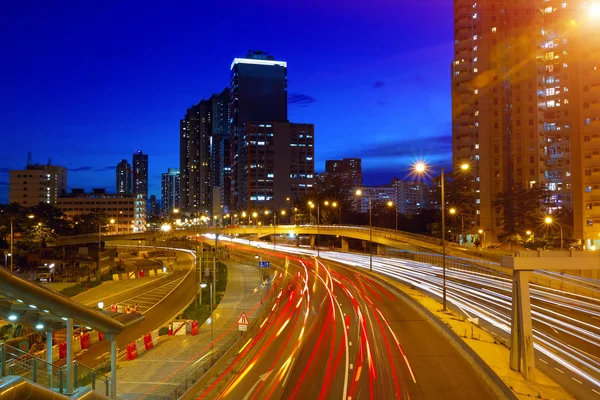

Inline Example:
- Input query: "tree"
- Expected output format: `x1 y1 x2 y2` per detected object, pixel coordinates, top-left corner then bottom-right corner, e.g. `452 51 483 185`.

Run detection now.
493 183 548 242
72 212 109 235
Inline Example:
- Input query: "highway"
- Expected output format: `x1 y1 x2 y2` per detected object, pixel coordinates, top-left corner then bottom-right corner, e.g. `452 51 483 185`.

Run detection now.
196 242 496 399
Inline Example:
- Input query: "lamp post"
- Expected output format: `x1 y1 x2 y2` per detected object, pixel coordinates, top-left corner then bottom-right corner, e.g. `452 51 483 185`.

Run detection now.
200 282 214 349
413 161 469 311
355 189 373 272
478 229 486 248
544 216 563 250
4 253 11 269
526 230 535 244
386 201 398 230
332 202 341 224
449 208 464 244
308 202 320 257
252 212 258 226
10 217 14 272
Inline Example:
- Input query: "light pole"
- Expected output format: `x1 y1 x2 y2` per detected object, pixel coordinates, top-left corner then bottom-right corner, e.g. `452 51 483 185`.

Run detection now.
478 229 486 248
413 161 469 311
10 217 14 272
449 208 464 244
526 230 535 244
386 201 398 230
308 202 320 257
4 253 11 269
200 282 214 348
544 216 563 250
355 189 373 272
332 202 340 224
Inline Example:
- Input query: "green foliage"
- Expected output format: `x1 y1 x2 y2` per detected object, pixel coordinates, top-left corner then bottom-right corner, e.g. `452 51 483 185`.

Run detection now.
493 183 548 239
59 280 102 297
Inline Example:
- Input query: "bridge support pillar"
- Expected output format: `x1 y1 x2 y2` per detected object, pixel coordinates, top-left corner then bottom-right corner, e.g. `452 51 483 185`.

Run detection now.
309 235 316 249
341 237 349 252
509 270 535 381
46 327 53 384
377 244 386 255
295 236 300 247
110 334 117 399
66 317 73 394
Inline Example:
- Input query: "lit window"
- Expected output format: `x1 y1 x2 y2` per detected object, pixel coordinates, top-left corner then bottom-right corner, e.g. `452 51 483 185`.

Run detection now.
474 89 479 94
491 27 497 33
474 68 478 73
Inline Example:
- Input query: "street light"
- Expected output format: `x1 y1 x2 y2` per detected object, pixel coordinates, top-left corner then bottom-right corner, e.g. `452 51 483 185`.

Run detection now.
200 282 214 348
355 189 373 272
412 161 469 311
387 201 398 231
526 230 535 244
544 216 563 250
4 253 11 269
332 202 341 224
478 229 486 248
252 212 258 226
448 208 464 244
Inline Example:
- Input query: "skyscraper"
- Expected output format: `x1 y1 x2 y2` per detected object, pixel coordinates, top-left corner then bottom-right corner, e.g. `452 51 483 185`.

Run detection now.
230 51 288 210
161 168 180 215
132 150 148 208
317 158 363 194
116 159 132 194
451 1 600 245
179 92 226 213
210 89 231 214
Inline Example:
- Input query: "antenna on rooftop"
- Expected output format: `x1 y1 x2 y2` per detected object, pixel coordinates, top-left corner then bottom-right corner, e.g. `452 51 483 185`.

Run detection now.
27 152 32 166
48 158 52 166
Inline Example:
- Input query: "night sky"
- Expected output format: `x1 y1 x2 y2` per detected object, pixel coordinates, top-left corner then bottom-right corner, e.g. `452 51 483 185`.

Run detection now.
0 0 453 203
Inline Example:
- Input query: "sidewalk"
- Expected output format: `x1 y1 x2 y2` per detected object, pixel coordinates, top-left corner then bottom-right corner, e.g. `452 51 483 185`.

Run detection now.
72 276 163 307
114 261 265 400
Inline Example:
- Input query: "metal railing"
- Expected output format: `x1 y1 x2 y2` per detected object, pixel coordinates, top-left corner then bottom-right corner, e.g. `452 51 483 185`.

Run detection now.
0 342 111 396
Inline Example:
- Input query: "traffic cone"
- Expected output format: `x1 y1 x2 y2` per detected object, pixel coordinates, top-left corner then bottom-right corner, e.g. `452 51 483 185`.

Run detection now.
168 323 172 336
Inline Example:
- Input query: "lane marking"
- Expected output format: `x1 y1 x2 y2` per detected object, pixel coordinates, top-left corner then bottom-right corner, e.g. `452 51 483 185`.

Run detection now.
572 377 582 384
592 389 600 396
555 368 564 374
538 358 548 364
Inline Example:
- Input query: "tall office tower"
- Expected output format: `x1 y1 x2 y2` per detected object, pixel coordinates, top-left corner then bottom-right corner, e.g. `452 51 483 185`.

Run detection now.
116 159 132 194
210 88 231 214
451 1 600 242
149 195 160 216
132 150 148 207
317 158 363 194
392 179 426 215
9 161 67 206
230 51 288 210
161 168 181 215
237 121 314 209
180 97 215 213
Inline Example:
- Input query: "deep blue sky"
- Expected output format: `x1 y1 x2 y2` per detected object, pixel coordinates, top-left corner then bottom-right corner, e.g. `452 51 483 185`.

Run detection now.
0 0 453 203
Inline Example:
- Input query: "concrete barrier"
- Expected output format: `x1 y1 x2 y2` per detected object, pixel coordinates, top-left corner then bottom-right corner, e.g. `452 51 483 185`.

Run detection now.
112 274 120 281
72 336 82 354
90 330 99 345
135 338 146 355
151 330 159 346
51 345 60 362
128 271 136 279
149 269 155 277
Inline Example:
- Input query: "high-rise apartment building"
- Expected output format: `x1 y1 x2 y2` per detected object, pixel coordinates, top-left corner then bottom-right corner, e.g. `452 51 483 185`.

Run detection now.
317 158 362 194
116 159 132 194
230 51 288 210
179 90 228 213
236 121 314 210
9 163 67 206
392 179 426 215
210 89 231 214
452 1 600 245
132 150 148 208
161 168 180 215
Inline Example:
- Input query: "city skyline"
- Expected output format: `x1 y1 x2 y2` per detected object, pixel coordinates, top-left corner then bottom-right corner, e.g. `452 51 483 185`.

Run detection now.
0 0 454 203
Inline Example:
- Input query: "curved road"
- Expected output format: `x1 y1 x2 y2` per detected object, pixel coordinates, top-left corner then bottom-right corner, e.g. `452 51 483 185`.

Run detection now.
198 245 496 399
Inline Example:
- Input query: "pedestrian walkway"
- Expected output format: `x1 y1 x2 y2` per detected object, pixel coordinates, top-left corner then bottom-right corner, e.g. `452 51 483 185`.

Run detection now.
114 261 265 400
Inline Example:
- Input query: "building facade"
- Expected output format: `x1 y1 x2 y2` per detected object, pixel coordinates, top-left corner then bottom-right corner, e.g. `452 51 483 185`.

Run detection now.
132 150 148 207
116 159 133 194
237 121 314 210
56 188 146 233
452 0 600 245
392 179 427 215
161 168 180 215
317 158 362 194
230 52 288 211
210 89 231 215
9 164 67 206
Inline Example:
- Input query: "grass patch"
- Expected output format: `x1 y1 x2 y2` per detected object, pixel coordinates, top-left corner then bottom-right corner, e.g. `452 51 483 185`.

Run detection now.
59 280 102 297
170 262 228 330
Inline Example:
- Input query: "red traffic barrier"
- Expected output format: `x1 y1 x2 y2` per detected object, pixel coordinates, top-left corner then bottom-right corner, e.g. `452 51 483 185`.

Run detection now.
190 321 199 336
80 333 91 349
98 331 105 341
126 342 138 360
143 333 153 350
58 342 67 359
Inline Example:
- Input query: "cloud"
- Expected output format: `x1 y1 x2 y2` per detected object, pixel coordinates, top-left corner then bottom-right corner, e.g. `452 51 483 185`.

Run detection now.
354 134 452 160
373 81 385 89
69 166 93 172
288 93 316 107
94 166 115 172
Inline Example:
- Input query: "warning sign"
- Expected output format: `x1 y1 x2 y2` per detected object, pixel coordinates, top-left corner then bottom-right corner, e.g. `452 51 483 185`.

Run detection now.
237 312 249 325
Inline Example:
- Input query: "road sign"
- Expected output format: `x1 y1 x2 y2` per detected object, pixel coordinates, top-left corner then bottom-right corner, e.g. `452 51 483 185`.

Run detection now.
237 312 249 325
239 324 247 331
258 261 270 268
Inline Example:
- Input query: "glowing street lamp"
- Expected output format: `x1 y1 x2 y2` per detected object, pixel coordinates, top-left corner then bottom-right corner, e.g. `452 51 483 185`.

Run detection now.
355 189 373 272
544 216 563 250
387 201 398 230
449 208 464 243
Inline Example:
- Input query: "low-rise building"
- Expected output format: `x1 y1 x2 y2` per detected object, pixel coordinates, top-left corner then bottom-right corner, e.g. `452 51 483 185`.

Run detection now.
57 188 146 233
